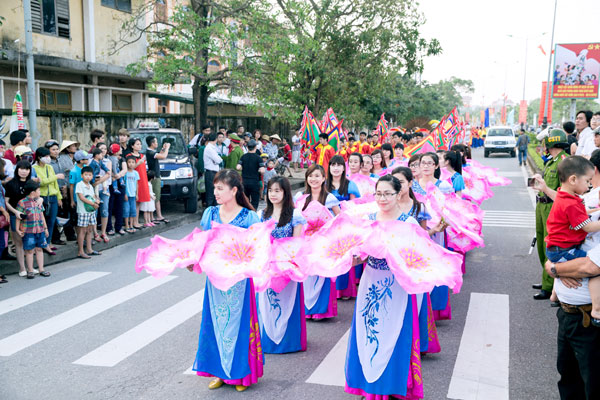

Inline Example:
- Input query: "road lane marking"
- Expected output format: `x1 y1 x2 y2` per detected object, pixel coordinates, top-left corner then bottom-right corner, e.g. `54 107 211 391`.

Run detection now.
0 276 177 357
447 293 509 400
0 272 111 317
520 164 537 209
74 289 204 367
305 328 349 387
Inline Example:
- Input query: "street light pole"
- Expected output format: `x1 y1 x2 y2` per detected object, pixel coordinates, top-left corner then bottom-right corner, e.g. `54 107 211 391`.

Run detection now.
542 0 558 129
23 0 38 146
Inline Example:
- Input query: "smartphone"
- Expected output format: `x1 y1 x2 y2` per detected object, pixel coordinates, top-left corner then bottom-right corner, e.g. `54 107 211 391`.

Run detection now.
527 177 536 187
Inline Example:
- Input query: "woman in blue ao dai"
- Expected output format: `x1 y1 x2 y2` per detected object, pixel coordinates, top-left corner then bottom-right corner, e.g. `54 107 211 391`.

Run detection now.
410 153 453 320
442 150 466 197
327 155 361 299
257 176 307 353
345 175 423 399
191 170 263 392
293 164 340 319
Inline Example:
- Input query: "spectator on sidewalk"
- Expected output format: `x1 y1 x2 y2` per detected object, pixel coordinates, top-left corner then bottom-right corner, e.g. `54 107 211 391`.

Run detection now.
237 139 265 210
141 170 157 227
216 131 229 158
89 129 106 152
0 139 15 179
107 143 126 236
292 131 301 173
75 166 100 259
118 128 130 153
4 129 29 164
574 110 594 157
89 147 111 243
124 138 150 228
277 136 293 177
0 160 8 278
264 135 279 160
5 161 33 276
45 140 67 245
33 146 63 255
16 180 51 278
123 156 140 233
69 150 92 212
57 141 79 242
564 121 577 155
225 134 243 170
203 133 223 207
145 136 170 223
516 129 530 167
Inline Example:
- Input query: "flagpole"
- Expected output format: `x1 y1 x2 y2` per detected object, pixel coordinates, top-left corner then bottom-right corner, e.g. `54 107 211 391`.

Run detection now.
542 0 558 129
23 0 38 145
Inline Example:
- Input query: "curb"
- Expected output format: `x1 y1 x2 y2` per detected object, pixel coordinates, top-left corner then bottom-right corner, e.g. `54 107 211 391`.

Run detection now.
0 211 202 276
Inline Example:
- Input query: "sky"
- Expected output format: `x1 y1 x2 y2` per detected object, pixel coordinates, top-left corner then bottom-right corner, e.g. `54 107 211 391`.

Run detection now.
418 0 600 107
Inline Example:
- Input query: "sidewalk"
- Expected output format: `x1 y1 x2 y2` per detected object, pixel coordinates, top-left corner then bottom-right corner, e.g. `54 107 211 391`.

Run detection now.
0 172 306 275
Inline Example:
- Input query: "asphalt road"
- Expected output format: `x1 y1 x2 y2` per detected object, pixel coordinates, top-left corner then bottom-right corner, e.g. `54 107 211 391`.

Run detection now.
0 147 560 400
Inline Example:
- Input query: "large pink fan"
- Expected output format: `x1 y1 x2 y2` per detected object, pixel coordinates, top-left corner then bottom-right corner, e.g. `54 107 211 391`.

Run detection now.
461 168 493 204
263 236 310 292
467 160 511 187
348 173 376 196
300 200 334 236
368 220 464 294
135 228 208 278
297 213 373 278
340 194 379 219
198 220 275 290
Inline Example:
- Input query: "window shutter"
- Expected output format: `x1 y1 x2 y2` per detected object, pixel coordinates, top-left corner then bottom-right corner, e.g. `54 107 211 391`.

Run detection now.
56 0 70 38
30 0 43 33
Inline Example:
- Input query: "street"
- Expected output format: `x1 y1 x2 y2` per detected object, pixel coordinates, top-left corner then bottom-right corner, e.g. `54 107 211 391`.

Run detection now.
0 148 559 400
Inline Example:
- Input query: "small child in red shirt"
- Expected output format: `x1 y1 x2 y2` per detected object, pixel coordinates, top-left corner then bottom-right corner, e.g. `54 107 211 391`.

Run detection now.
546 155 600 325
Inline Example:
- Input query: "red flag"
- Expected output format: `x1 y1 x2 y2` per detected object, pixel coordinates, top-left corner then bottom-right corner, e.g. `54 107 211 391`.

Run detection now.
538 81 553 125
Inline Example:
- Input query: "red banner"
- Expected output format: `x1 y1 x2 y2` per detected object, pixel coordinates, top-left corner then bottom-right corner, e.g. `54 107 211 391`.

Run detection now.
480 110 485 125
501 106 507 124
552 43 600 99
538 82 553 126
518 100 527 124
465 111 470 123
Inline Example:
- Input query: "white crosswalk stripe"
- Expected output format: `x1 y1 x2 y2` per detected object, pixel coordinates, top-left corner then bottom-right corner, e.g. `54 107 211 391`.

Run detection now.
483 210 535 229
0 271 110 317
305 329 349 386
0 276 177 357
74 289 204 367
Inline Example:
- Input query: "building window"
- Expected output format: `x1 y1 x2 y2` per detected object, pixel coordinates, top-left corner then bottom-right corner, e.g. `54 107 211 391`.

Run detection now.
112 94 132 111
155 0 167 22
31 0 70 38
101 0 132 13
158 99 169 114
40 89 72 110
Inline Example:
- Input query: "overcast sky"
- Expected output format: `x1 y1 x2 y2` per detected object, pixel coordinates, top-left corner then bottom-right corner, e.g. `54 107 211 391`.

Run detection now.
418 0 600 106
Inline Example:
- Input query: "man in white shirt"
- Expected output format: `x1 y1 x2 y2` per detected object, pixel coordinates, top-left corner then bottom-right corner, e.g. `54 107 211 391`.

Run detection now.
203 133 223 207
574 110 595 157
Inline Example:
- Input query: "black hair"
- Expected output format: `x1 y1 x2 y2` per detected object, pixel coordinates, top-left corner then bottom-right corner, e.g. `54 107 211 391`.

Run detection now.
146 135 157 146
381 143 394 160
302 164 329 211
10 130 27 146
202 125 212 131
557 155 594 183
219 126 227 131
44 139 59 149
92 148 103 157
444 150 463 174
359 131 367 136
147 170 155 181
127 138 141 152
263 176 294 227
391 166 422 217
14 160 32 181
23 179 40 195
81 166 94 175
394 143 404 151
371 149 387 169
213 169 254 211
327 155 350 197
563 121 576 134
376 174 402 193
207 132 218 142
348 152 363 166
125 155 138 165
319 133 329 140
408 154 421 166
590 149 600 171
0 139 5 146
420 152 441 179
577 110 593 125
450 144 468 166
35 147 50 160
90 129 105 143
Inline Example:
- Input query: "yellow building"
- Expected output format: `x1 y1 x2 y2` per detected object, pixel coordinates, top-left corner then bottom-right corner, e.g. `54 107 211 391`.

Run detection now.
0 0 151 114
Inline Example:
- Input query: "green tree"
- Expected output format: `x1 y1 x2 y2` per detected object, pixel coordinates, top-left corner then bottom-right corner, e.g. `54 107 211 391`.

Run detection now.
113 0 271 131
251 0 441 127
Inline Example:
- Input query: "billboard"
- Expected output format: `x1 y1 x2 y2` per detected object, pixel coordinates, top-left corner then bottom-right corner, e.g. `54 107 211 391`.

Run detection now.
552 43 600 99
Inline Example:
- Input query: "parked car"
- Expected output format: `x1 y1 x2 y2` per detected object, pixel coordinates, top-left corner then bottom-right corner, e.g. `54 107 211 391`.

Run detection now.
128 123 198 213
484 126 517 158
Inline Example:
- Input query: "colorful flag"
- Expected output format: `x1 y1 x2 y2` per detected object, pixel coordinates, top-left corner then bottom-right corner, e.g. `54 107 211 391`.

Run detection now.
376 113 389 143
300 106 321 146
9 91 25 133
432 107 459 150
326 120 343 151
404 135 435 157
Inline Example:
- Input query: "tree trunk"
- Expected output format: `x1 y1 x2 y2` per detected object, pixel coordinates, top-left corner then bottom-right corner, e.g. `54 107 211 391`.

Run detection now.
192 80 209 133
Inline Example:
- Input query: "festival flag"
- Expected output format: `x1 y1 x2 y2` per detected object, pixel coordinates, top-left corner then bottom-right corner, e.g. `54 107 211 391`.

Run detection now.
376 113 389 143
9 91 26 133
300 106 321 146
432 107 459 150
326 120 343 151
404 134 436 157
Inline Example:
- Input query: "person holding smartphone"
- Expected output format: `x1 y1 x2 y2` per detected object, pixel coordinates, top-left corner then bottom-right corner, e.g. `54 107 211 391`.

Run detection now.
145 136 170 223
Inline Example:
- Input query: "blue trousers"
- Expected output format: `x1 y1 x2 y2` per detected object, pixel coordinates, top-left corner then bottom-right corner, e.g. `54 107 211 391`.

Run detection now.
518 148 527 165
43 196 58 241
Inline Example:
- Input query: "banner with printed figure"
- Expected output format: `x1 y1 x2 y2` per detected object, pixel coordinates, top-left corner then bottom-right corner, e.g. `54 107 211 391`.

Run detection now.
552 43 600 99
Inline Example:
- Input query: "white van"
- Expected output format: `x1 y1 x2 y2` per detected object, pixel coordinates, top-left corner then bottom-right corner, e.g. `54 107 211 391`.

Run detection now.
484 126 517 158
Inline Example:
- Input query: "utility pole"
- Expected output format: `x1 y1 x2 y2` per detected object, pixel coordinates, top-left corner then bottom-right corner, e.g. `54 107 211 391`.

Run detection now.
542 0 558 129
23 0 38 147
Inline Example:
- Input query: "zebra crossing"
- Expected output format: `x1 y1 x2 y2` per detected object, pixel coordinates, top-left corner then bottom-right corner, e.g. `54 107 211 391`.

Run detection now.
482 210 535 229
